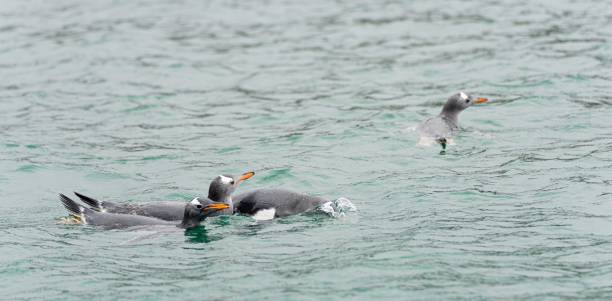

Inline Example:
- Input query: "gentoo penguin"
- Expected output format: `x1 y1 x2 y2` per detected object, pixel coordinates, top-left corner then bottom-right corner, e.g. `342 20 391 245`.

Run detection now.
59 194 229 230
418 91 488 149
233 189 328 220
74 171 254 221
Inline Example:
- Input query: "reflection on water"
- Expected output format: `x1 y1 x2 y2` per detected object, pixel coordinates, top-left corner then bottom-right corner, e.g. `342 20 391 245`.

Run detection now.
184 226 215 243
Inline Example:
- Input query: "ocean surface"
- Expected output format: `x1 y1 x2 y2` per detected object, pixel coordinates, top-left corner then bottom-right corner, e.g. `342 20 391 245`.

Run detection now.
1 0 612 300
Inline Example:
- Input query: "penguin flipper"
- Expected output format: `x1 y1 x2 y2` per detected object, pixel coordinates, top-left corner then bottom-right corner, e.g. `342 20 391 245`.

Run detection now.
74 192 116 212
59 193 93 223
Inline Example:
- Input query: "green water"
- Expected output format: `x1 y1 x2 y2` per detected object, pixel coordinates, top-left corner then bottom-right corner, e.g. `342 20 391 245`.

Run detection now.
1 0 612 300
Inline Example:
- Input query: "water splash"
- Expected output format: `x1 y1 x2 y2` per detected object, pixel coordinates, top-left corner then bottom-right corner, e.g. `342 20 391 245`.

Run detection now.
318 197 357 218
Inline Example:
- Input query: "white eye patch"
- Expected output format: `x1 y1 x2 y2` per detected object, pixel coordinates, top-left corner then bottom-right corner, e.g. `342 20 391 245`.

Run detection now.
219 175 233 184
190 198 201 205
459 92 468 100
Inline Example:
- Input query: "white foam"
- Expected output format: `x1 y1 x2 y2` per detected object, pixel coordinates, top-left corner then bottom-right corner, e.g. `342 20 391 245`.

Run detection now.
318 197 357 218
335 197 357 212
252 208 276 221
319 201 337 216
418 136 437 147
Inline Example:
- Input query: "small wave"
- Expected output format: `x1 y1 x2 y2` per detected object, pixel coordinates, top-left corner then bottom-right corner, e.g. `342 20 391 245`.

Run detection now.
318 197 357 218
471 129 495 139
404 124 418 132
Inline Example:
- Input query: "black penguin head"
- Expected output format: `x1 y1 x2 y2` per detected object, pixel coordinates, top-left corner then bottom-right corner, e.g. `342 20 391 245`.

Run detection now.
182 197 231 227
441 92 488 115
208 171 255 202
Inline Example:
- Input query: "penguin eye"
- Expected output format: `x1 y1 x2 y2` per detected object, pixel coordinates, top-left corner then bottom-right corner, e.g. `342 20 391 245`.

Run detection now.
195 204 202 209
465 99 470 103
229 180 235 185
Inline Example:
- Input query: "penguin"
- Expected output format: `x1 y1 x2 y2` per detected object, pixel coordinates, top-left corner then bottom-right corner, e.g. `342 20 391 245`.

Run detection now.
233 189 328 220
418 92 488 149
59 194 229 230
73 171 254 221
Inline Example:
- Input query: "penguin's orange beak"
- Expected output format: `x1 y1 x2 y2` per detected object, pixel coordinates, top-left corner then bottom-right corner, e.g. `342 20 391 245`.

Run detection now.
204 203 230 211
238 171 255 182
474 97 488 104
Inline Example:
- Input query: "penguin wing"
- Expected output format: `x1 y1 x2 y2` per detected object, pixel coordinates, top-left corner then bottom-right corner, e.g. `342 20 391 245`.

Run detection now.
74 192 121 212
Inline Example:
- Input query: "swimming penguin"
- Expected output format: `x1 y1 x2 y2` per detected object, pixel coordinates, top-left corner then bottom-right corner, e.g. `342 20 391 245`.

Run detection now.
74 171 254 221
232 189 328 220
418 92 488 149
59 194 229 230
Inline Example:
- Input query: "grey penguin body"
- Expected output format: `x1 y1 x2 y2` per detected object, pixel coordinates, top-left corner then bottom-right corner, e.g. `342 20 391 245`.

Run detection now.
78 208 177 229
77 196 185 221
74 171 254 221
59 194 228 230
233 189 327 218
418 115 458 141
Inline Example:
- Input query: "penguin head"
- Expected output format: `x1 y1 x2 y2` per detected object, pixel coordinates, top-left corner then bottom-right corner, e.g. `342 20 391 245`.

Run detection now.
183 197 231 222
442 92 488 114
208 171 255 202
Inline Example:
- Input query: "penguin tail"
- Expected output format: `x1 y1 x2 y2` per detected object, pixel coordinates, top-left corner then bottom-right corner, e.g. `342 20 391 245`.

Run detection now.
74 192 106 212
436 138 447 150
59 193 92 224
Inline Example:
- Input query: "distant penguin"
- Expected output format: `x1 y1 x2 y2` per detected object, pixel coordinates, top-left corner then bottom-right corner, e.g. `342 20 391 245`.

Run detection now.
418 92 488 149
